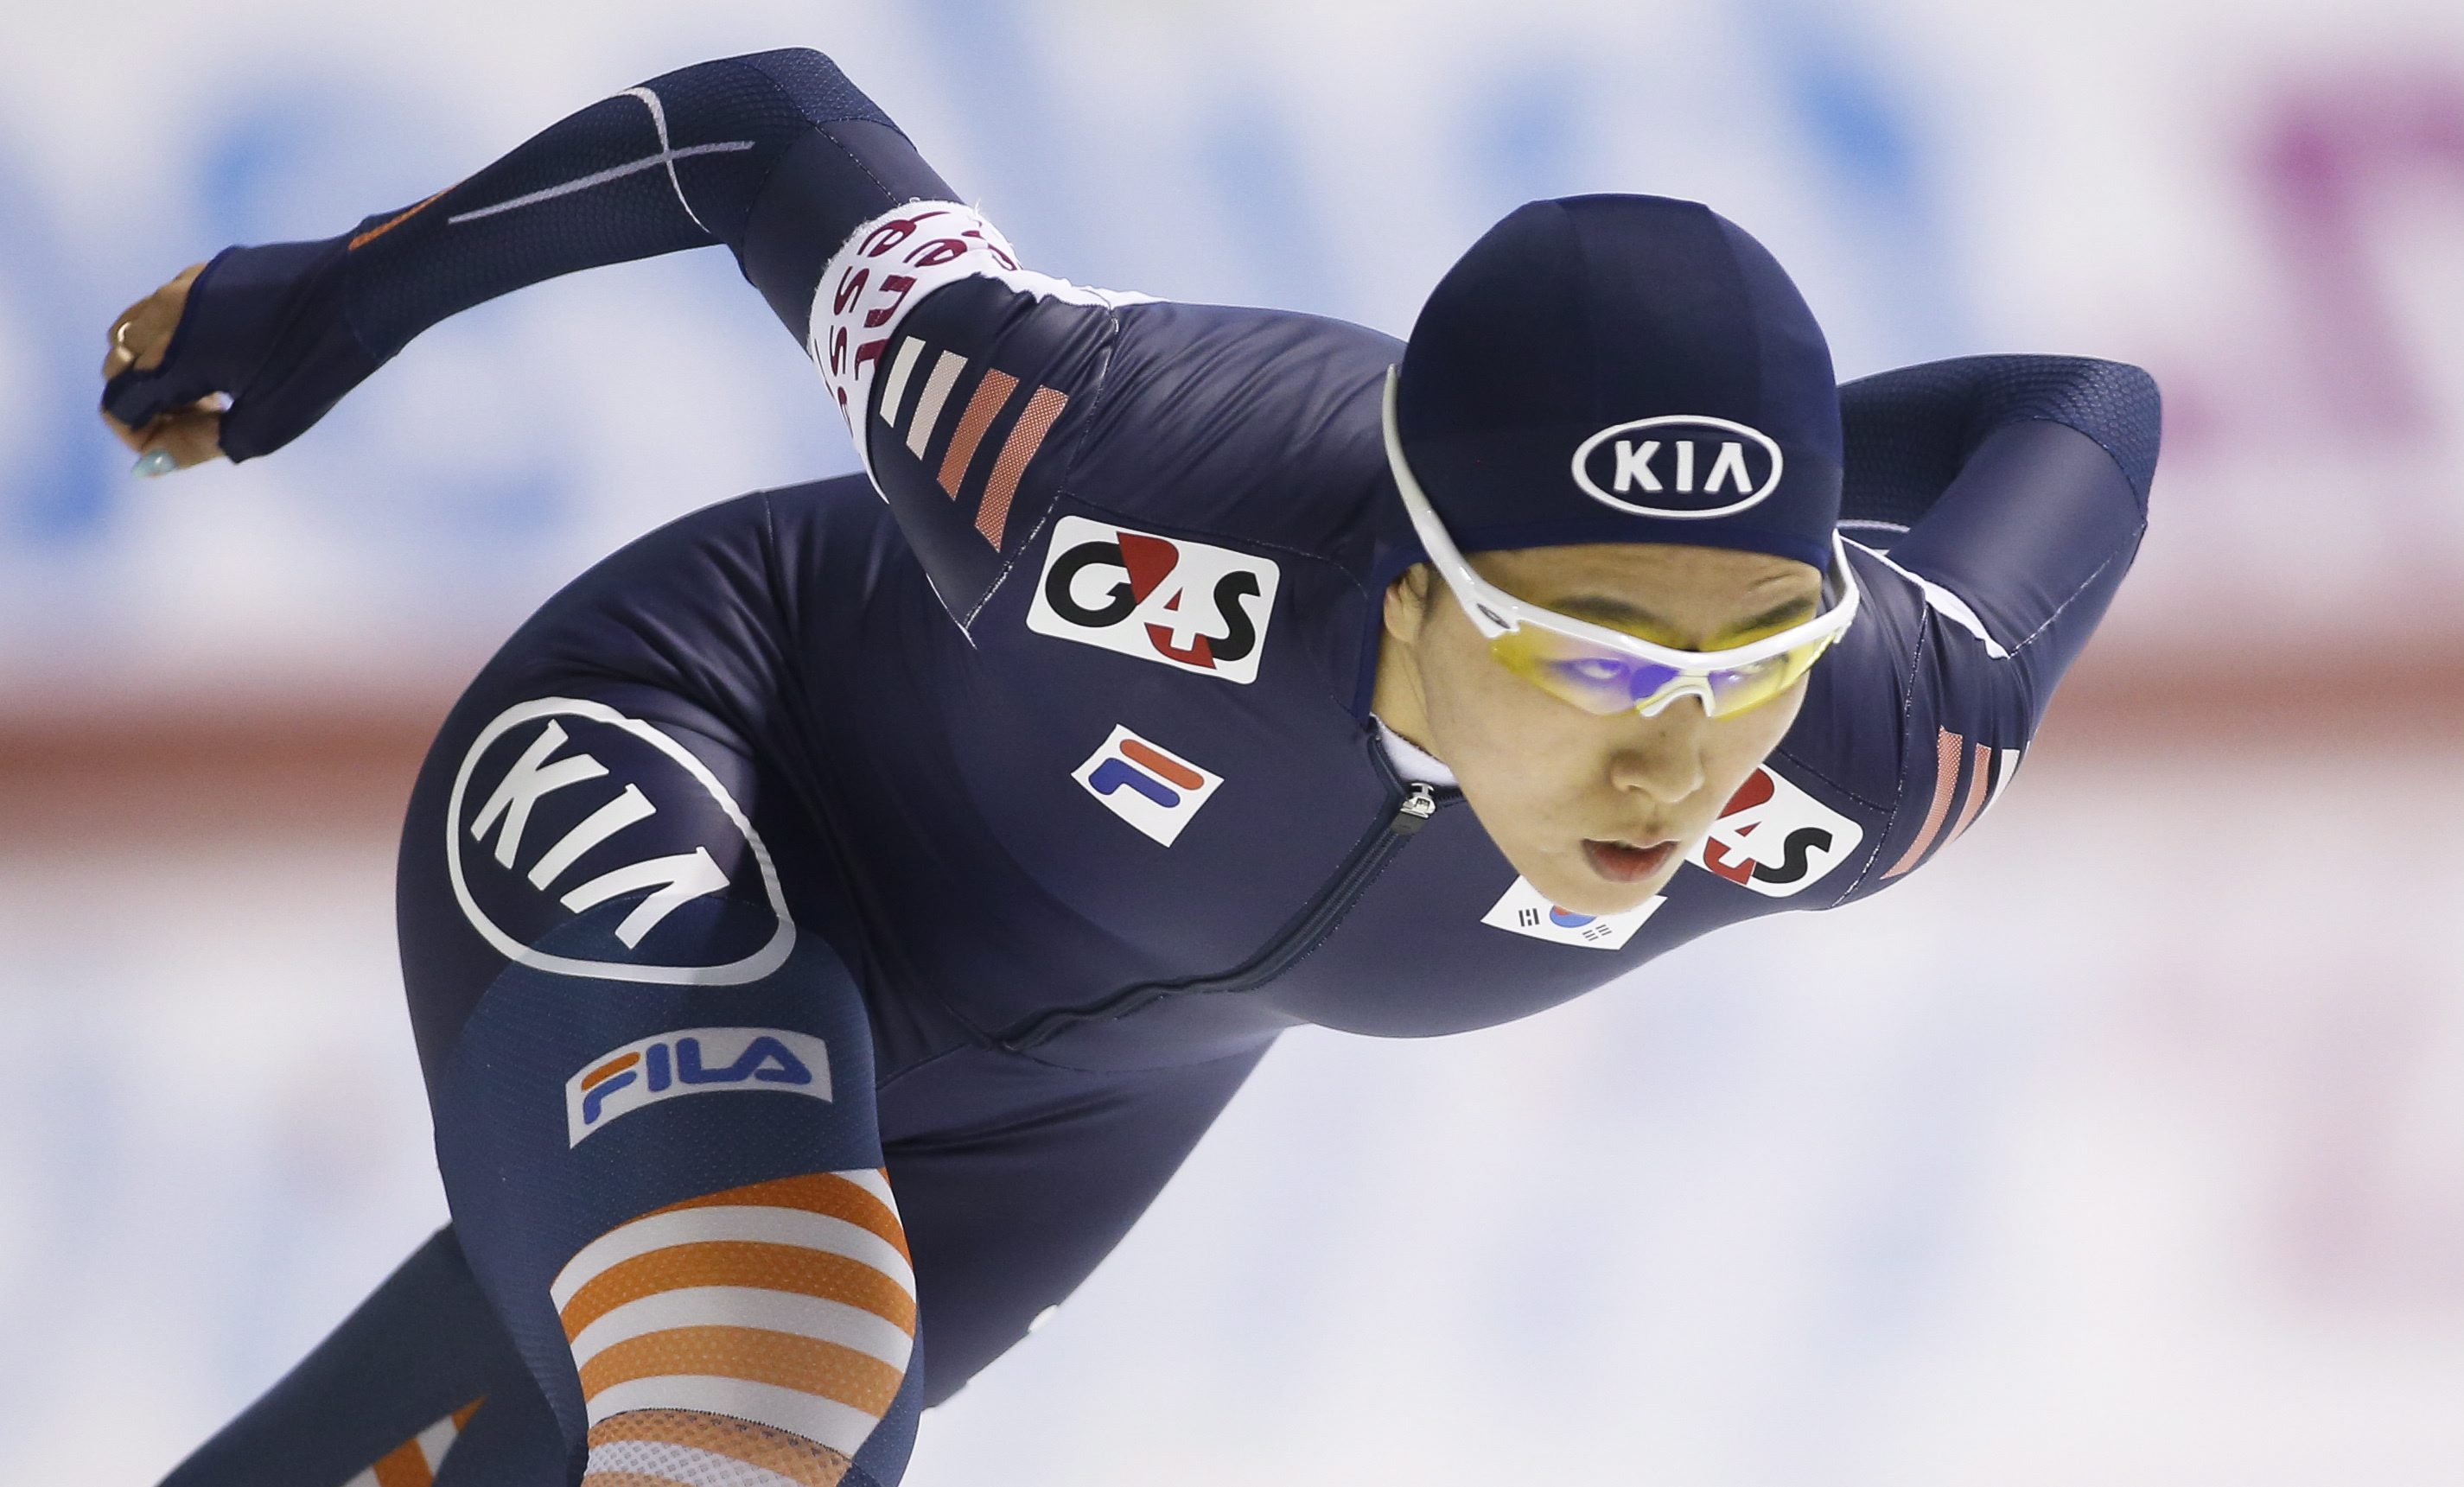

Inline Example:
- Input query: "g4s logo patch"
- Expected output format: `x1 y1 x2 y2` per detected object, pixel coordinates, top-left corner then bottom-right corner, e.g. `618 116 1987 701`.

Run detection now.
1688 764 1864 897
1027 516 1280 682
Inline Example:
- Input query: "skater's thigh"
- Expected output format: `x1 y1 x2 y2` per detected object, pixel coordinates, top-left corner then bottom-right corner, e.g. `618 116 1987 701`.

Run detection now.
398 666 924 1486
881 1042 1272 1405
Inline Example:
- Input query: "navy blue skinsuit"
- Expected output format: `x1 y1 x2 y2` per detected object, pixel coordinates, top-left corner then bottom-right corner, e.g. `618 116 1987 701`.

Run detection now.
111 50 2159 1487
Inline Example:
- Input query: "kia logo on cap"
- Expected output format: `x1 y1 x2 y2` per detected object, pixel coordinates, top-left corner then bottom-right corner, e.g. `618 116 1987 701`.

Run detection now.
1570 415 1785 520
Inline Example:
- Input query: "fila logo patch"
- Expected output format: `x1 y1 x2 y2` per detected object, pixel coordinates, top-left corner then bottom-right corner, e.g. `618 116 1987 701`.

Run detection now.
1481 877 1665 950
1686 764 1864 897
1028 515 1280 683
1570 415 1783 520
1072 725 1224 846
565 1026 832 1146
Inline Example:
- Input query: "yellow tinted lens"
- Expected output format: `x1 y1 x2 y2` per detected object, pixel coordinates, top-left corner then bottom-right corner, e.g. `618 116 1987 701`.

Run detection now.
1489 629 1684 716
1700 635 1834 717
1490 629 1837 718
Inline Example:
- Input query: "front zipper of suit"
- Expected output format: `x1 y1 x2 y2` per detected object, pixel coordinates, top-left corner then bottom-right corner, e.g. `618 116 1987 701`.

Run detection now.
994 762 1453 1052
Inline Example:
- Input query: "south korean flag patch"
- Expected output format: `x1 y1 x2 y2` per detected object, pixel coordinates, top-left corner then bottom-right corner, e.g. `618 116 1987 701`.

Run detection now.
1480 876 1665 950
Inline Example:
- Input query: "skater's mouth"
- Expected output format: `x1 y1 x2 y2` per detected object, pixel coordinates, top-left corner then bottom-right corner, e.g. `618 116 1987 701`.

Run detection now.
1582 838 1677 884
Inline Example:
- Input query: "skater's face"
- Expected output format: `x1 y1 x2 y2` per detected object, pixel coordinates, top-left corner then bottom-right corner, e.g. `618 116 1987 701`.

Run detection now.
1374 542 1821 917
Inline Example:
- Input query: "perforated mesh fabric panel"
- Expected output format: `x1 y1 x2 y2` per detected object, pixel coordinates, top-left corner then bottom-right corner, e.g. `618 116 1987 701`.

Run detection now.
740 49 896 130
585 1408 854 1487
1839 355 2162 531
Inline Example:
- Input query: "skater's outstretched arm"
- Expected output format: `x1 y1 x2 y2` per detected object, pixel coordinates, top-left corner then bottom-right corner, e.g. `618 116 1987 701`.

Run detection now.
101 48 952 467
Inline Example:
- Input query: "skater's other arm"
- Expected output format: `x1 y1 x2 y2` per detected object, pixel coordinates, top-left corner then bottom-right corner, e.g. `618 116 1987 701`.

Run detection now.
102 48 951 466
1807 354 2159 896
1840 354 2159 734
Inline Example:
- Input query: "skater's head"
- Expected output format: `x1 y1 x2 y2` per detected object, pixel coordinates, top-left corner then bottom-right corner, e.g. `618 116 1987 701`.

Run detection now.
1394 194 1842 567
1373 194 1853 915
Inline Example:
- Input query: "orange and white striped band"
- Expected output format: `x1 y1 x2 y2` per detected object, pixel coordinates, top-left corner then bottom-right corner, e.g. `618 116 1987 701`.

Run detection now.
556 1169 914 1485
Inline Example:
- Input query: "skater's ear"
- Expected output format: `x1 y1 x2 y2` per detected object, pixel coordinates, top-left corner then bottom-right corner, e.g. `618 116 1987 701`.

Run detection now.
1382 562 1436 645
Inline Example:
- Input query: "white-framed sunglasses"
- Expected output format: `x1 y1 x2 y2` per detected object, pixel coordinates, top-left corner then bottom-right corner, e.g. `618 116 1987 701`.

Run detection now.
1381 368 1861 719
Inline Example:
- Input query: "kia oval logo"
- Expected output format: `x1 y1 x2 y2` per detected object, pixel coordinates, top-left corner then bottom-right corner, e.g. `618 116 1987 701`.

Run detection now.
1570 416 1785 520
446 697 795 986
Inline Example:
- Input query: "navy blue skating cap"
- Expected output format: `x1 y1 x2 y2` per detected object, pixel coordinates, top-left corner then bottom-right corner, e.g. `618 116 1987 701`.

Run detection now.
1396 194 1842 572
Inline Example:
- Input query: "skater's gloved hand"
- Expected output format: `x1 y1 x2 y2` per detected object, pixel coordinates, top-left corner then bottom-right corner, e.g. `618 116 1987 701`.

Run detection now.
100 234 380 474
100 261 219 473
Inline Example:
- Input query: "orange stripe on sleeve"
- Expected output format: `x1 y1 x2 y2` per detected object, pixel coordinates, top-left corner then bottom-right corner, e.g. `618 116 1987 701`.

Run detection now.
368 1435 436 1487
976 385 1068 550
348 189 450 251
937 370 1018 497
1934 741 1996 855
576 1325 905 1414
1883 728 1967 879
451 1397 485 1430
560 1242 916 1340
649 1173 908 1262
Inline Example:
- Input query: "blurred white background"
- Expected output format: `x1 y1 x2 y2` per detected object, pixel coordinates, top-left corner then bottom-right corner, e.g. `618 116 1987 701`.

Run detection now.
4 1 2461 1483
